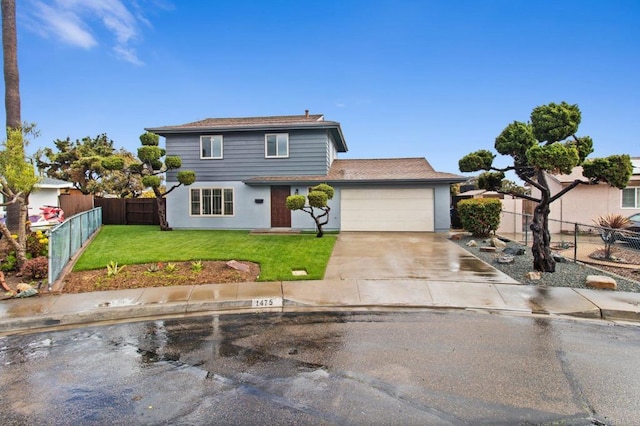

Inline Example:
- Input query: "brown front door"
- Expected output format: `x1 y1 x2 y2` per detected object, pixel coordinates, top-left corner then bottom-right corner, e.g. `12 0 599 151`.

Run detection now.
270 186 291 227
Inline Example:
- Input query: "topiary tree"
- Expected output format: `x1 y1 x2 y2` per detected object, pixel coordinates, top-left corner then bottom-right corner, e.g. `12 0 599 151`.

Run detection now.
104 132 195 231
286 183 334 237
457 198 502 237
459 101 632 272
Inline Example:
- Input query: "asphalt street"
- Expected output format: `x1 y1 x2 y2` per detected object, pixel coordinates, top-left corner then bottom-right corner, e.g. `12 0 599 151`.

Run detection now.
1 310 639 425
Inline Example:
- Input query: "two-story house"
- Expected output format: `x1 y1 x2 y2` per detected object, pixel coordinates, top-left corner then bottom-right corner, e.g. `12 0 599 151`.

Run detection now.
145 112 465 232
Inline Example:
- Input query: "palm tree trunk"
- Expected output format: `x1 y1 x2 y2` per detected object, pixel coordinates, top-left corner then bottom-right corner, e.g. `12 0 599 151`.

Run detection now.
2 0 24 237
2 0 20 130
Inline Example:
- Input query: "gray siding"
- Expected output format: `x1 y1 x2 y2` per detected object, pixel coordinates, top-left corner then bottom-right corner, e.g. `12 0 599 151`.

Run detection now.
167 181 271 230
166 180 340 231
166 129 331 182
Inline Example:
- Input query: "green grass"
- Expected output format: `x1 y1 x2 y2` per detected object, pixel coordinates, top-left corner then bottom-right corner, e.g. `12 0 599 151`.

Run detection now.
73 225 337 281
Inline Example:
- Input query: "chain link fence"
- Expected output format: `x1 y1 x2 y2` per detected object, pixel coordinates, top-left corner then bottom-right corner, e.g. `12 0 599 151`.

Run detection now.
499 210 640 264
48 207 102 286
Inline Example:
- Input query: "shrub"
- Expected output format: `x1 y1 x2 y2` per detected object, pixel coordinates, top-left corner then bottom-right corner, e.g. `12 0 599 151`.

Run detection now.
1 252 18 272
593 213 630 259
191 260 203 273
21 256 48 279
457 198 502 237
26 231 48 257
146 263 161 273
106 261 125 277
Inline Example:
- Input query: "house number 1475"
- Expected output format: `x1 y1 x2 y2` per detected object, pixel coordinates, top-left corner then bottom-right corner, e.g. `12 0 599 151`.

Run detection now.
251 297 282 308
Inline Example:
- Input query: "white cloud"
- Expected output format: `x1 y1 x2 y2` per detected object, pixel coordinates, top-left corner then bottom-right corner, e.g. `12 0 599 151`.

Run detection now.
25 0 162 65
31 1 97 49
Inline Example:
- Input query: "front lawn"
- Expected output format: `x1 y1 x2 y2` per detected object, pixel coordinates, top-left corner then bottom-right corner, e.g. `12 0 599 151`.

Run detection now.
73 225 337 281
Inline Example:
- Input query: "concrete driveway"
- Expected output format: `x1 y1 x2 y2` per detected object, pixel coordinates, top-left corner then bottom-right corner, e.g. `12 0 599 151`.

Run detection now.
324 232 519 285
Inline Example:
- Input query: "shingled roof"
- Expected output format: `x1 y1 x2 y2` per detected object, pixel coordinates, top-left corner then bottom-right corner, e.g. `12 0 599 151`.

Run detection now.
244 158 466 184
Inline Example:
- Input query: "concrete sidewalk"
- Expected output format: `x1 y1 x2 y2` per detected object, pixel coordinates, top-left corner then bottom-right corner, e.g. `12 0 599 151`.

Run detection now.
2 279 640 334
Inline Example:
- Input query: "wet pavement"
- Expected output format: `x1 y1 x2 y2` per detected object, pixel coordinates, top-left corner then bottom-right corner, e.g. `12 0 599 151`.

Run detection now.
325 232 519 283
2 311 639 424
2 232 640 335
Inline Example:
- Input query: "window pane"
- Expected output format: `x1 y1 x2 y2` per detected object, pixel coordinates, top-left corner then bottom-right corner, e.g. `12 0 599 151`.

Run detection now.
212 189 222 215
201 137 212 158
622 188 636 208
190 189 201 215
277 134 288 156
202 189 212 215
266 135 277 156
212 135 222 158
224 189 234 215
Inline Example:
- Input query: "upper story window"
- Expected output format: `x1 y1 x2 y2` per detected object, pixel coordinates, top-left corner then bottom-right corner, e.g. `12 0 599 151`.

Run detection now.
200 135 223 159
622 187 640 208
265 133 288 158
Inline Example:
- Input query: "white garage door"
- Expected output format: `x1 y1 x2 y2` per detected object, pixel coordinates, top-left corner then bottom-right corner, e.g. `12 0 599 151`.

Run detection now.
341 188 434 232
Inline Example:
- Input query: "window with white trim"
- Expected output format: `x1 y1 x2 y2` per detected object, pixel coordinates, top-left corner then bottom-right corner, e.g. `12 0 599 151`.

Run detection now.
622 187 640 208
190 188 234 216
265 133 288 158
200 135 223 159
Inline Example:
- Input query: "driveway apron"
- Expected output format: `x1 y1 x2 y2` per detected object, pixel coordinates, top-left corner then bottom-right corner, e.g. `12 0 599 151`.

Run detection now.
324 232 519 285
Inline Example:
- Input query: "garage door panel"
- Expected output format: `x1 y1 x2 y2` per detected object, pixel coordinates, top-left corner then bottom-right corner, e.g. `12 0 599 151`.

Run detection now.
343 219 433 232
342 200 431 212
342 190 433 201
341 188 434 232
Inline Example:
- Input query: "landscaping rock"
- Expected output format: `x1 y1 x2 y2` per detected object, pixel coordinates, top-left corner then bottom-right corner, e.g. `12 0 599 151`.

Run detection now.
450 234 463 241
525 271 542 280
480 246 497 253
491 238 507 248
226 260 250 272
585 275 617 290
14 283 37 298
496 254 515 264
503 246 526 256
466 240 478 247
552 253 566 263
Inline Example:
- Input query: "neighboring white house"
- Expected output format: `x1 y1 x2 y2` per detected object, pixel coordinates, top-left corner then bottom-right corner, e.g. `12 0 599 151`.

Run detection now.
1 177 74 220
27 177 74 218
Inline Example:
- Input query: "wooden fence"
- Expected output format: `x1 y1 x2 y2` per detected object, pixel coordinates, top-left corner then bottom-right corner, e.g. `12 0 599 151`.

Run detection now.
59 193 95 218
94 197 161 225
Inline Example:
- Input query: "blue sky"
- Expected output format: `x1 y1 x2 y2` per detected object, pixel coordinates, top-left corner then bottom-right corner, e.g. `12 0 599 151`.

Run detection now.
7 0 640 178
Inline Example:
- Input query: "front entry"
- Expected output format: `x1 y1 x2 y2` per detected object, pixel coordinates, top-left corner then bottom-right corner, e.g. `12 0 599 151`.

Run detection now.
270 186 291 227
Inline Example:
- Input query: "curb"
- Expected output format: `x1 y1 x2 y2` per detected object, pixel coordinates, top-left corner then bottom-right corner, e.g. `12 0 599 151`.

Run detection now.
3 296 639 336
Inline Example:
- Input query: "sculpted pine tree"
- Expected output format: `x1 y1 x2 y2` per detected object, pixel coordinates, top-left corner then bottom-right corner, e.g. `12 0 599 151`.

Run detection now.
104 132 195 231
286 184 334 237
459 102 632 272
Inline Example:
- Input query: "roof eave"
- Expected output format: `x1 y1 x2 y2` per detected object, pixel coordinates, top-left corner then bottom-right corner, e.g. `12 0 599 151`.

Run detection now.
244 177 467 186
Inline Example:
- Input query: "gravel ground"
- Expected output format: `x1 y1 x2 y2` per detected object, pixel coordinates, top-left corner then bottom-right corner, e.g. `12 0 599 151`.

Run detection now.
451 234 640 293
